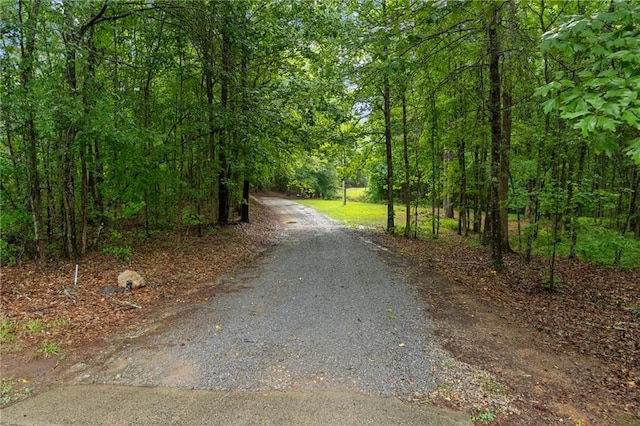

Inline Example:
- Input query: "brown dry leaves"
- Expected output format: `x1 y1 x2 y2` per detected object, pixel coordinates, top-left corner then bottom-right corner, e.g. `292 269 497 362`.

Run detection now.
1 200 281 355
374 232 640 420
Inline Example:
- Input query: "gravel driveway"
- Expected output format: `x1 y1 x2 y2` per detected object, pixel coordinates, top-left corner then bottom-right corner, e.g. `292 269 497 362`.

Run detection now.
79 196 452 401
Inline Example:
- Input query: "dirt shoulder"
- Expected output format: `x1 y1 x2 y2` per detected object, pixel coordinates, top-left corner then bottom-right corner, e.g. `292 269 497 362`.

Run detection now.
373 233 639 425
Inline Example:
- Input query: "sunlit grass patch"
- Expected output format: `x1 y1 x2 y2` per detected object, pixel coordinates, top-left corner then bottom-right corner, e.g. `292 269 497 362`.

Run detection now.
296 199 387 227
345 187 367 202
296 198 461 235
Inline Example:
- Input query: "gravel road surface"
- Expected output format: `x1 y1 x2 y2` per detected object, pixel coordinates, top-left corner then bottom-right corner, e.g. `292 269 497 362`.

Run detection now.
2 196 470 425
81 197 451 397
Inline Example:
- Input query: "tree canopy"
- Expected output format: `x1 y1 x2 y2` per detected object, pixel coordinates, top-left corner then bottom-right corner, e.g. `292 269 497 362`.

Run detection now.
1 0 638 273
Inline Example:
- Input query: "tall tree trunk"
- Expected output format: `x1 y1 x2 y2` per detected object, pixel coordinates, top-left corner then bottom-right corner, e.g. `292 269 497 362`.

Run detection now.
59 0 108 258
457 138 468 236
19 0 45 263
622 167 639 240
205 56 217 223
487 4 503 270
568 142 587 258
500 88 512 252
79 27 98 255
443 148 454 219
499 0 517 253
402 92 411 237
430 94 439 237
633 169 640 239
218 19 232 226
383 73 394 234
61 1 79 259
240 44 251 223
473 143 482 234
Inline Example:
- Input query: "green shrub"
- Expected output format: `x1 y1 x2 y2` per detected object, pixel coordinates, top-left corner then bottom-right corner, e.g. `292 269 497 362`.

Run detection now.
0 208 30 266
0 238 19 266
100 245 132 263
573 226 640 268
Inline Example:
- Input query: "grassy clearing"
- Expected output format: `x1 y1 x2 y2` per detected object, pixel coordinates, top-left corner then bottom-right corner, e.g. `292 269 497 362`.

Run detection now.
296 199 387 227
297 198 459 232
296 198 640 268
345 187 367 202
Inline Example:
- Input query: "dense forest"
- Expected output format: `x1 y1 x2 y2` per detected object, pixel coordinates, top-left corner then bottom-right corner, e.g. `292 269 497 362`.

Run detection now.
2 0 639 274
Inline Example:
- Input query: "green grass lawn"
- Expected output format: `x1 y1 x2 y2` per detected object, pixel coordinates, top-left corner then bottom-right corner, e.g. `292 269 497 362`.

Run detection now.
295 197 459 233
345 187 367 202
296 199 387 227
296 196 640 268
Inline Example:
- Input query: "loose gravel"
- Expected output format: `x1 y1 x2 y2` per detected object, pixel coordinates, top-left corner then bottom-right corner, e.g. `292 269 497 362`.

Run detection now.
79 197 454 402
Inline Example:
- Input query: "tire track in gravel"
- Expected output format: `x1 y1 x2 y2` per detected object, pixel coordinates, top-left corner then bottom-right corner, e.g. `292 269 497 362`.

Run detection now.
77 196 453 401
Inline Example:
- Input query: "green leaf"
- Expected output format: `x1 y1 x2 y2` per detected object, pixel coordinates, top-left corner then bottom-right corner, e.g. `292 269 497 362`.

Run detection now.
542 98 558 114
584 93 604 110
562 110 590 120
591 18 604 31
585 77 609 88
593 133 618 157
559 79 575 88
626 137 640 165
601 102 620 118
608 49 634 61
574 115 598 136
577 70 594 79
598 69 617 78
599 116 618 132
621 109 639 127
534 82 557 98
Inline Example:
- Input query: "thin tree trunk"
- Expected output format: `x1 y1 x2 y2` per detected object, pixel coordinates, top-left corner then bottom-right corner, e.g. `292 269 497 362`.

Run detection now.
499 0 517 253
634 170 640 239
383 73 394 234
218 16 232 226
500 88 512 252
80 27 98 255
443 148 454 219
473 143 482 234
402 92 411 237
342 180 347 206
205 58 217 223
568 142 587 258
19 0 45 263
457 138 468 236
61 1 79 259
487 4 503 270
430 93 439 237
241 179 250 223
